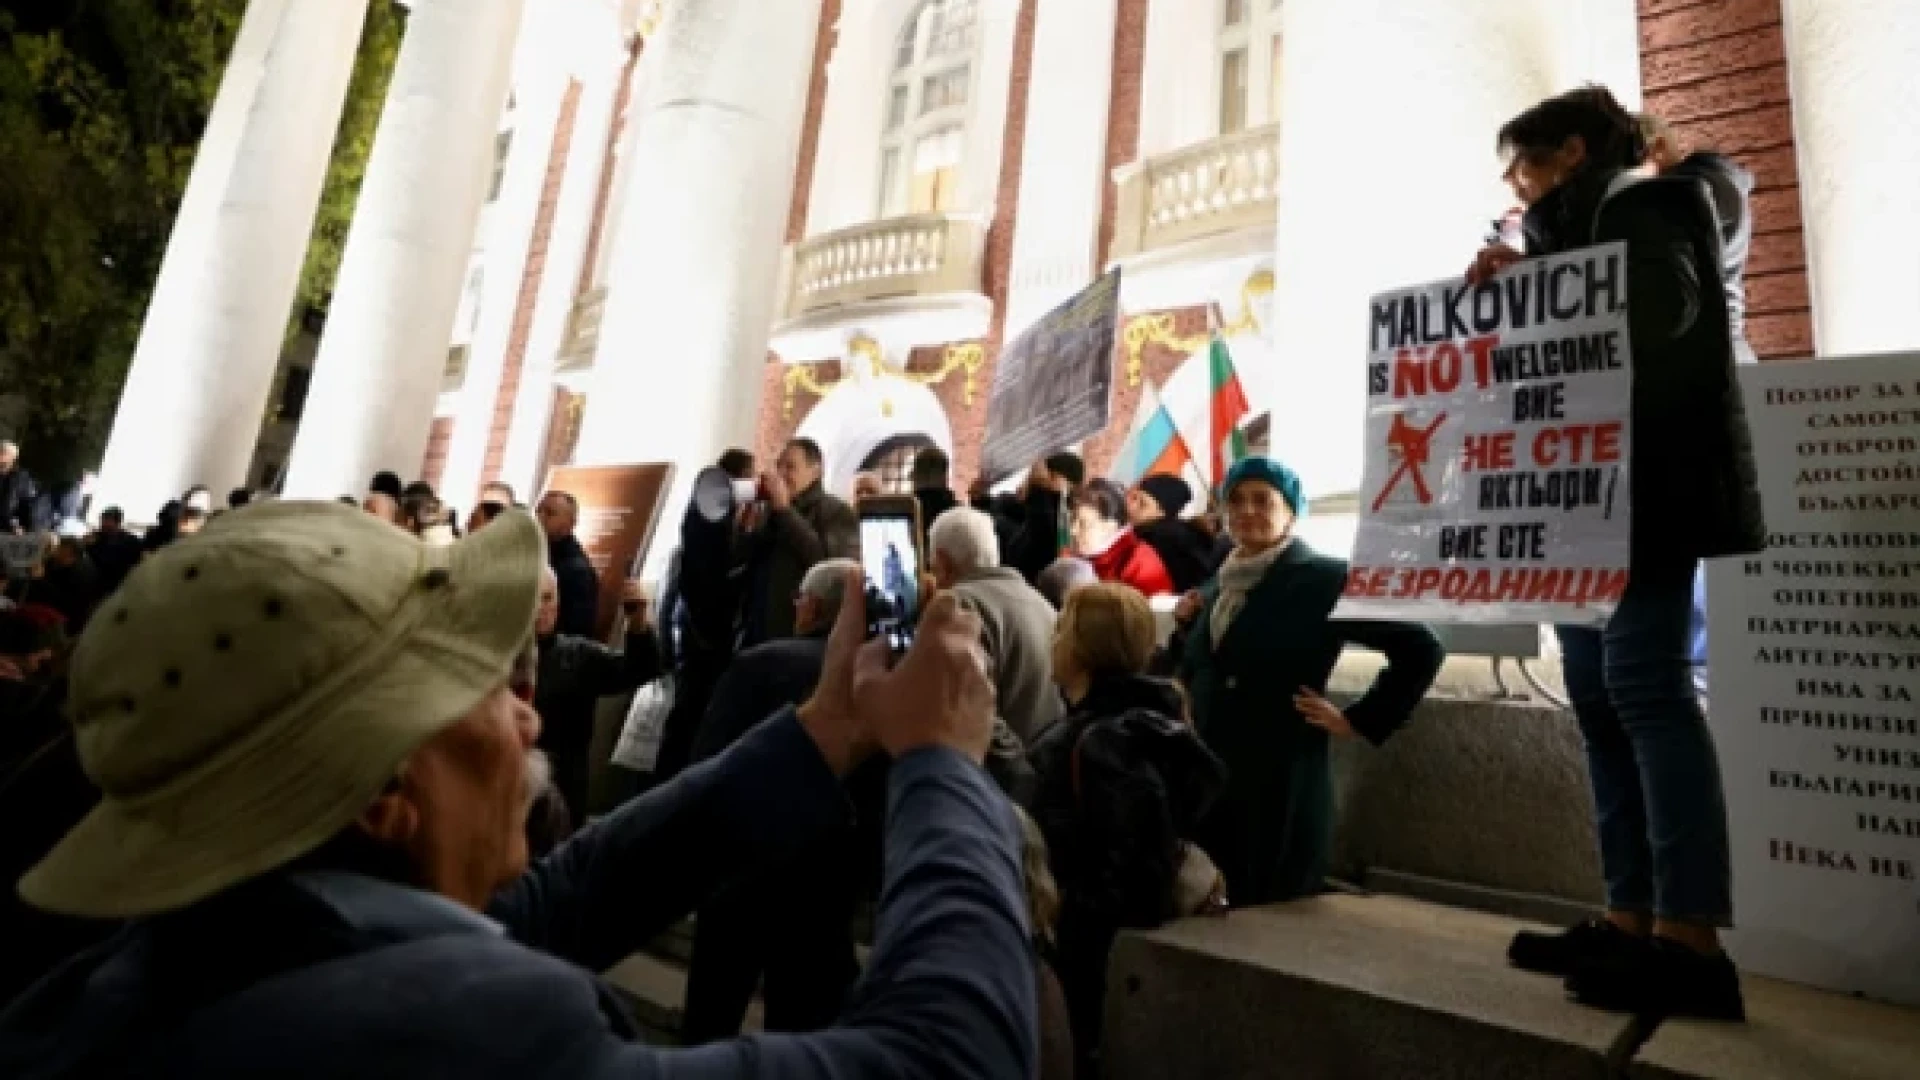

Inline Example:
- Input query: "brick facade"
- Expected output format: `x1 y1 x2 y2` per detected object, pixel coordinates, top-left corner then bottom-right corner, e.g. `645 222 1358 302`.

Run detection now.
480 80 583 490
419 416 455 489
1638 0 1814 360
576 40 642 298
786 0 842 245
1095 0 1148 269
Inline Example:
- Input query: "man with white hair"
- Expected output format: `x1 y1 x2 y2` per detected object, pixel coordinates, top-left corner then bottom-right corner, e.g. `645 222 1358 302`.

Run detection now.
932 507 1062 748
531 566 663 818
0 441 37 535
683 557 869 1043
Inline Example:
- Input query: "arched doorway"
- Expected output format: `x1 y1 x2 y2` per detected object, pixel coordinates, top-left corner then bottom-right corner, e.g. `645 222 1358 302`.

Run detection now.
861 433 939 494
794 370 955 496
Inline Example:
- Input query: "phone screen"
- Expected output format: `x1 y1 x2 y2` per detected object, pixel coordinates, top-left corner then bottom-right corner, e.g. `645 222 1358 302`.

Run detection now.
859 513 920 627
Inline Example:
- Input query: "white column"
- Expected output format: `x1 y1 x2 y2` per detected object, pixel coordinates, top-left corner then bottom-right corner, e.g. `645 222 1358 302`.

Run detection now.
805 0 882 236
495 24 629 500
1001 0 1120 337
1266 0 1602 500
1134 0 1217 161
432 61 569 510
282 0 530 499
1783 0 1920 356
572 0 821 579
92 0 367 521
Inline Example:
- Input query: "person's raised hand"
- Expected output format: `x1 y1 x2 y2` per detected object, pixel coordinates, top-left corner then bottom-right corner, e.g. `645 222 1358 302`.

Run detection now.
795 567 878 776
853 591 994 763
1465 243 1524 286
761 470 791 510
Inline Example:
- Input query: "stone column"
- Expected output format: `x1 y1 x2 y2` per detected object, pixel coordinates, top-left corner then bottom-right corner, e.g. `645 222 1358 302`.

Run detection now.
1783 0 1920 355
430 60 571 510
571 0 822 579
1000 0 1120 338
1266 0 1629 500
493 21 630 501
282 0 530 500
92 0 368 521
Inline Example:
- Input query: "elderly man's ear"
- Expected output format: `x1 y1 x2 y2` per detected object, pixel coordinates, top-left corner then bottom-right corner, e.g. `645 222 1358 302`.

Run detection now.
356 777 421 847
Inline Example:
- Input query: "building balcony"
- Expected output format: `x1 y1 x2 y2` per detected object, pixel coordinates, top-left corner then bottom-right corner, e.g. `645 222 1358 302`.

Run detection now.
771 213 993 364
1109 123 1280 267
552 286 607 389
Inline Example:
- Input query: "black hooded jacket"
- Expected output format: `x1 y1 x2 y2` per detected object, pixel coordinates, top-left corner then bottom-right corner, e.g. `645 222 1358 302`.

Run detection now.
1521 166 1765 563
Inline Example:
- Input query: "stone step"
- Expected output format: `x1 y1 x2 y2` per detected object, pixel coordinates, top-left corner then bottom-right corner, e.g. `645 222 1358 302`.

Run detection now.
1103 893 1920 1080
1631 975 1920 1080
1104 893 1638 1080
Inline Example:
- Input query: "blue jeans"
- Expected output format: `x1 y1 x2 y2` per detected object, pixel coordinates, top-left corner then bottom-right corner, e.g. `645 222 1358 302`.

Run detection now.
1555 559 1733 925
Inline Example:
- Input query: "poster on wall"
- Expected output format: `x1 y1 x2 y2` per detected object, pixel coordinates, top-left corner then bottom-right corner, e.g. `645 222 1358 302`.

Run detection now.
981 270 1121 481
1336 243 1632 625
544 462 674 642
1707 352 1920 1006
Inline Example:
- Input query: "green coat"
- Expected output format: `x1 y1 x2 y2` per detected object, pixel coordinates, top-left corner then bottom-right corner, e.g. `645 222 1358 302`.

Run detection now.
1179 541 1443 906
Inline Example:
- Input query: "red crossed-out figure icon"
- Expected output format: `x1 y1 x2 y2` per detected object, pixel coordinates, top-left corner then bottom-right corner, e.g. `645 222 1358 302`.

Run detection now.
1371 411 1449 513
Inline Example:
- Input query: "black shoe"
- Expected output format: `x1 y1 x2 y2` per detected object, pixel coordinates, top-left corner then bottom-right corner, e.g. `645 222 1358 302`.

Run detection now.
1566 937 1746 1022
1508 919 1645 977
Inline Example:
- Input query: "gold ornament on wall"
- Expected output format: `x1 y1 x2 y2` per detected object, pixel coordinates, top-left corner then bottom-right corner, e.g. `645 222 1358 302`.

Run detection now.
1120 269 1275 386
780 339 987 417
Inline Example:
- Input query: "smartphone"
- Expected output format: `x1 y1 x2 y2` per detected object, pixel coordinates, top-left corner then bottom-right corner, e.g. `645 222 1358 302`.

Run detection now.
858 495 923 655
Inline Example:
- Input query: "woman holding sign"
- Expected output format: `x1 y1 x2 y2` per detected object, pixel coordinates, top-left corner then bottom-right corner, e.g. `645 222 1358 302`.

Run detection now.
1173 458 1443 907
1467 86 1765 1022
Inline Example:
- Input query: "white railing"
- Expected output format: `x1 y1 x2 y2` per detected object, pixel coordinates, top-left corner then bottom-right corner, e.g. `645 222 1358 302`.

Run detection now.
553 286 608 378
783 213 987 321
1110 123 1280 261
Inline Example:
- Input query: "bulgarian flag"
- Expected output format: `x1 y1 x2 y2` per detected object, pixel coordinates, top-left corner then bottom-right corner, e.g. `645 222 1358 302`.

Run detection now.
1208 334 1251 484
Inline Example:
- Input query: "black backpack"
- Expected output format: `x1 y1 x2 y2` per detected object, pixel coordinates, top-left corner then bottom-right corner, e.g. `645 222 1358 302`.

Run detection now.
1062 706 1227 928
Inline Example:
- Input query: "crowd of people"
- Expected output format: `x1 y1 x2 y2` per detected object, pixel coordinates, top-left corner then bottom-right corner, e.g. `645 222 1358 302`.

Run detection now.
0 83 1767 1076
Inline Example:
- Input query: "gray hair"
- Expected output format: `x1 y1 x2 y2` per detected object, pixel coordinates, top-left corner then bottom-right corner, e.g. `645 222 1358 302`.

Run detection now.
800 557 861 611
929 507 1000 575
1037 556 1097 609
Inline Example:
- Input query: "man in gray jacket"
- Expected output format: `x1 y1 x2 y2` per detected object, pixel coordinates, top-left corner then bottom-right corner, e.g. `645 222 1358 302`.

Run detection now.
932 507 1063 755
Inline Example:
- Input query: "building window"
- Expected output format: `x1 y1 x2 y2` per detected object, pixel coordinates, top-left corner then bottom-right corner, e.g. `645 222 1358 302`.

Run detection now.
880 0 979 218
1218 0 1283 135
487 130 514 202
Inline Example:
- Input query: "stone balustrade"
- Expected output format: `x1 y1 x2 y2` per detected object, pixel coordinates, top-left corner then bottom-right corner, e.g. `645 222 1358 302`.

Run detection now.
782 213 987 321
1111 123 1280 261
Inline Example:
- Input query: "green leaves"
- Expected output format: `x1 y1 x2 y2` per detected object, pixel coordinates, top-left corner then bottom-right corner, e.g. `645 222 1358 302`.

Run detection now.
0 1 403 482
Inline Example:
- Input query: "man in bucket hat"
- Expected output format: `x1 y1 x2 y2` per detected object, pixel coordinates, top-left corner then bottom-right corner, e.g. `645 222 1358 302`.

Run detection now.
1 501 1033 1078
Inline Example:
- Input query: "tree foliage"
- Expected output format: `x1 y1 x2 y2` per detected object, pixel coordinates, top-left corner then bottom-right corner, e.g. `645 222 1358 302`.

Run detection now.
0 0 402 483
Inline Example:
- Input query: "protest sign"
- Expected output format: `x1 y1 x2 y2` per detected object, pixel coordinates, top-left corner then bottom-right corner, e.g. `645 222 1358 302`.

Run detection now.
1706 353 1920 1006
981 270 1121 481
1336 244 1632 625
544 463 674 642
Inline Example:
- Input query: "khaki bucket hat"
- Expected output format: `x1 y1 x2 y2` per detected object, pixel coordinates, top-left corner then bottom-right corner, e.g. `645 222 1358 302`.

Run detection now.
20 500 544 918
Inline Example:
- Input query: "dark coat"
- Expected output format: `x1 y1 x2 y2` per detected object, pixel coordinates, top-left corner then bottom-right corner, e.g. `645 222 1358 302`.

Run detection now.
1004 488 1066 586
85 531 143 595
742 483 857 645
1522 166 1766 564
1134 516 1224 594
0 468 36 534
914 486 959 552
533 628 663 815
1179 542 1444 906
1667 152 1754 357
691 634 829 763
547 534 600 639
0 715 1036 1079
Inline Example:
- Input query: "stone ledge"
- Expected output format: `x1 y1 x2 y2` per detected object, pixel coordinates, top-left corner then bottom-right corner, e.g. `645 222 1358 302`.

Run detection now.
1330 693 1605 905
1103 894 1637 1080
1631 975 1920 1080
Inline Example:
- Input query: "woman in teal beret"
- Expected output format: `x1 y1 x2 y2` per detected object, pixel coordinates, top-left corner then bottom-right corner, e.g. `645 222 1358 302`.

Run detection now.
1175 457 1444 905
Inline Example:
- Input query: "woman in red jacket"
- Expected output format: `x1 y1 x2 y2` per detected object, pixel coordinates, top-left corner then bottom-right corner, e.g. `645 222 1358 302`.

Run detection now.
1068 479 1174 597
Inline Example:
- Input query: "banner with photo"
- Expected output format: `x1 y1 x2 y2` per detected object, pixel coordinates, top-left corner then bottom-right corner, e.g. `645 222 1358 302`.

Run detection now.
981 270 1121 481
1335 243 1633 625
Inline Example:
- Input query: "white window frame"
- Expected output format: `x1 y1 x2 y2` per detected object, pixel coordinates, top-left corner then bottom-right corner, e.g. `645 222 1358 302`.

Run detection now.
878 0 980 219
1216 0 1283 136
